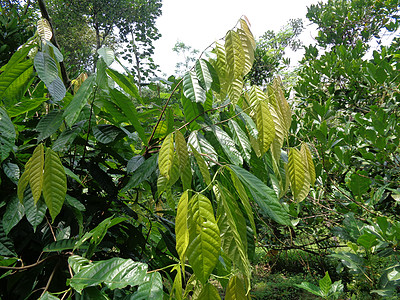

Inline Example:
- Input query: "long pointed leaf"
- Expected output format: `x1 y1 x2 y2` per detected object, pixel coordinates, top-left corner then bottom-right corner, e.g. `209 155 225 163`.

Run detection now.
29 144 44 203
183 71 206 104
0 107 16 162
175 131 192 191
106 68 143 104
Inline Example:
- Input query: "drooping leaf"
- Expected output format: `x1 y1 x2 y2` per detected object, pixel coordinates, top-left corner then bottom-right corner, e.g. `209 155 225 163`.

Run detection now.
188 131 218 166
229 165 291 226
29 143 44 203
228 119 251 163
183 71 206 104
0 224 16 256
176 191 189 269
130 272 163 300
239 18 256 49
121 154 158 192
109 88 146 144
175 131 192 190
92 124 122 144
36 110 64 141
319 272 332 296
225 30 245 79
3 195 25 235
43 148 67 221
43 238 80 252
68 256 148 293
106 68 143 104
37 18 52 41
181 94 201 130
52 121 85 152
212 125 242 165
39 292 59 300
171 265 183 300
23 186 47 231
195 59 220 93
2 161 19 184
197 283 221 300
187 194 220 284
190 144 211 186
288 147 306 202
256 100 275 155
303 144 316 186
17 162 30 202
0 107 16 163
237 28 255 77
158 133 174 180
97 47 115 67
225 275 248 300
63 75 96 127
227 77 243 104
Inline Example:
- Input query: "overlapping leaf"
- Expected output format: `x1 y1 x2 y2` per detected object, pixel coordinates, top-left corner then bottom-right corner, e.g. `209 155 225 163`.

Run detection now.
131 272 162 300
225 275 248 300
29 144 44 203
188 131 218 166
197 283 221 300
106 69 143 104
183 71 206 104
158 133 174 180
36 110 64 141
37 19 52 41
0 107 16 163
190 145 211 186
228 119 251 163
225 30 245 79
288 147 306 202
175 131 192 190
195 59 220 93
3 195 25 235
213 125 242 165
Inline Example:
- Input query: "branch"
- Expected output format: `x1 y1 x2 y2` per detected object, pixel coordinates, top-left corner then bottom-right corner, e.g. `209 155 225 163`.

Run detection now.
0 255 57 270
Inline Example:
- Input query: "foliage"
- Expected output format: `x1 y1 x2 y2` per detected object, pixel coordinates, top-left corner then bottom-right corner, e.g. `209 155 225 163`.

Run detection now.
173 41 200 77
0 8 316 299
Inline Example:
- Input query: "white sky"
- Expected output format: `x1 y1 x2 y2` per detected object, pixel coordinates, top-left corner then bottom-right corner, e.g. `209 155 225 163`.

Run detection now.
153 0 322 76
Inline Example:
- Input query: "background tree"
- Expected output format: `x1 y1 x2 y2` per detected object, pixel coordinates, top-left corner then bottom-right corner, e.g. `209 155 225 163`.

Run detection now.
172 40 200 77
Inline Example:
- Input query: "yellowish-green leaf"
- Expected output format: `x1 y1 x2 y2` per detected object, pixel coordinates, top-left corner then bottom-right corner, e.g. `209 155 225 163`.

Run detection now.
272 77 291 132
176 191 189 270
175 131 192 191
297 145 311 202
171 265 183 300
187 194 220 284
157 175 169 197
29 144 44 203
190 145 211 186
225 275 248 300
225 30 245 80
158 133 174 180
239 18 256 49
248 85 267 114
288 148 306 202
183 71 206 104
197 283 221 300
227 77 243 104
256 100 275 155
237 28 254 76
37 19 52 41
43 148 67 221
303 143 316 186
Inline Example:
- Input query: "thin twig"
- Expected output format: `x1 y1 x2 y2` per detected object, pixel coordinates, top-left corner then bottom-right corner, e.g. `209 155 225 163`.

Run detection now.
40 261 59 298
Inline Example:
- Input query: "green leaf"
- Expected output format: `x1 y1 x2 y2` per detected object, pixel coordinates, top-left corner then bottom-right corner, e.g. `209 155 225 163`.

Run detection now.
37 19 52 41
187 194 220 284
43 148 67 221
3 195 25 235
197 283 221 300
190 145 211 186
158 133 174 180
34 52 66 102
225 275 248 300
175 131 192 191
176 191 189 269
65 194 85 211
188 131 218 166
303 143 316 186
43 238 80 252
213 126 242 165
0 107 16 163
29 144 44 203
183 71 206 104
229 165 291 226
121 154 158 193
288 148 306 202
295 282 323 297
225 30 245 79
39 292 59 300
109 88 146 144
36 110 64 141
92 124 122 144
349 171 371 198
227 77 243 104
181 94 201 130
23 186 46 231
97 47 114 66
68 256 148 293
256 100 275 155
106 68 143 104
0 60 34 107
319 272 332 296
6 97 47 117
357 233 378 250
237 27 255 77
63 75 96 127
18 164 30 202
52 121 85 152
131 272 162 300
171 265 183 300
0 224 16 256
228 119 251 163
195 59 220 93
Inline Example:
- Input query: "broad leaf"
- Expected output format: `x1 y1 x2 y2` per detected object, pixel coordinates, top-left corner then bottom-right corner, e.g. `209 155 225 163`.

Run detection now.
68 256 148 293
237 28 255 76
43 148 67 221
228 119 251 163
36 110 64 141
3 195 25 235
176 191 189 269
225 275 248 300
319 271 332 296
256 100 275 155
213 125 243 165
229 165 291 226
190 145 211 186
131 272 162 300
195 59 220 93
288 148 306 202
197 283 221 300
181 94 201 130
23 186 47 231
158 133 174 180
29 144 44 203
97 47 114 66
175 131 192 191
37 19 52 41
183 71 206 104
188 131 218 166
0 107 16 162
92 124 122 144
225 30 245 79
106 68 143 104
121 154 158 192
6 97 47 117
187 194 220 284
303 144 316 186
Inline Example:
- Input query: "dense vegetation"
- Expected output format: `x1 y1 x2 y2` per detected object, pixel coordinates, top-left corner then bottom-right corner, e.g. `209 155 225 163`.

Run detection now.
1 0 400 299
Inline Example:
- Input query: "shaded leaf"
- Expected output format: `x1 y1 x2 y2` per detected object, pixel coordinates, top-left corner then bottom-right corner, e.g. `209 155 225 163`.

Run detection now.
175 131 192 190
36 110 64 141
225 275 248 300
195 59 220 93
131 272 162 300
190 145 211 186
213 125 242 165
106 68 143 104
197 283 221 300
0 107 16 162
3 195 25 235
23 186 46 231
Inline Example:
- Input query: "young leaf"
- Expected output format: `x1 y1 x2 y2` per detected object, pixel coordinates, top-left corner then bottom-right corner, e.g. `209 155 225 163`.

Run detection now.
29 144 45 203
97 47 115 67
319 272 332 296
190 145 211 186
187 194 220 284
171 265 183 300
131 272 163 300
43 148 67 221
225 30 245 79
37 19 52 41
225 275 248 300
6 97 47 117
288 148 306 202
0 107 16 163
183 71 206 104
176 191 189 269
175 131 192 191
158 133 174 180
229 165 291 226
256 100 275 155
68 256 148 293
303 144 316 186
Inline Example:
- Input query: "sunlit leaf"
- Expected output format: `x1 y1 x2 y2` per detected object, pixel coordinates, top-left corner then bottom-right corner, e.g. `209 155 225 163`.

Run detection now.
29 144 44 203
225 30 245 79
131 272 162 300
37 18 52 41
225 275 248 300
176 191 189 269
197 283 221 300
288 148 307 202
195 59 220 93
183 71 206 104
158 133 174 180
175 131 192 190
